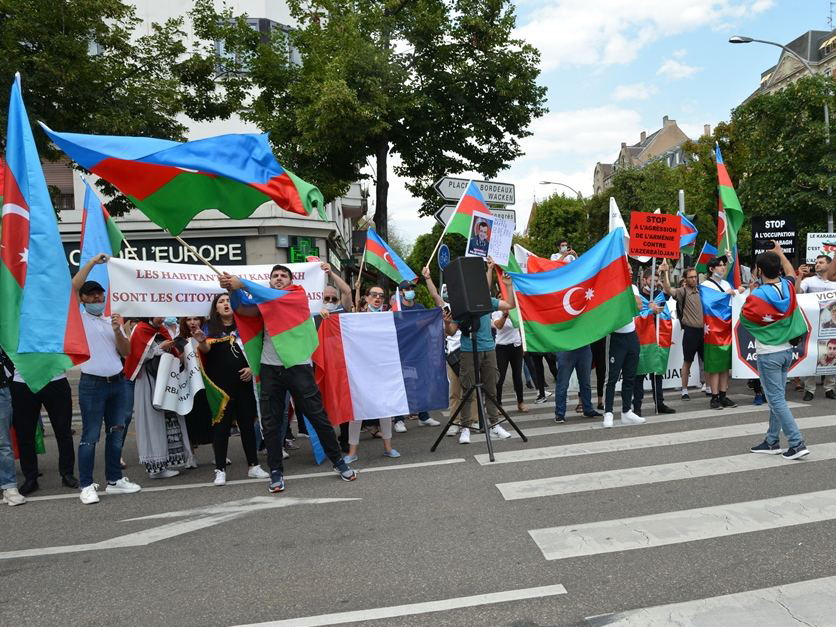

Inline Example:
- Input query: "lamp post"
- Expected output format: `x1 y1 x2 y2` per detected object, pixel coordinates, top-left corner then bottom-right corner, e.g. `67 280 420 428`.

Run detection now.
730 35 833 232
538 180 585 204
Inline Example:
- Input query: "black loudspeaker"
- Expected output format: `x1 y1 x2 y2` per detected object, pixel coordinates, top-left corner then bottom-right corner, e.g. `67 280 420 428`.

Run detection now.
443 257 493 319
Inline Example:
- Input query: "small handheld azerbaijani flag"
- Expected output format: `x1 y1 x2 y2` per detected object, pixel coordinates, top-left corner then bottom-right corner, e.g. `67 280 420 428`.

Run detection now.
0 74 89 393
364 229 417 284
446 181 491 238
696 242 718 273
313 310 448 424
508 229 638 352
700 285 733 373
741 277 808 345
677 211 698 254
79 176 125 297
39 124 325 235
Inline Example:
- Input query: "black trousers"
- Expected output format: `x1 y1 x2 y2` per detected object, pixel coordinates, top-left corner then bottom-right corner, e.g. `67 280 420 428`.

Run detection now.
604 331 640 414
259 364 342 473
528 352 557 397
11 379 75 480
213 383 258 470
495 344 524 404
590 337 607 399
634 373 664 413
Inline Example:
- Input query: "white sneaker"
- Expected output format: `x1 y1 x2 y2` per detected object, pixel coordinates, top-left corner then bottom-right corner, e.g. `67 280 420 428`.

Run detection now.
394 421 407 433
490 424 512 439
2 488 26 506
458 428 471 444
148 469 179 479
213 469 226 486
602 412 614 428
621 410 646 425
79 484 100 505
447 425 459 437
105 477 141 494
419 417 441 427
282 449 290 459
247 465 269 479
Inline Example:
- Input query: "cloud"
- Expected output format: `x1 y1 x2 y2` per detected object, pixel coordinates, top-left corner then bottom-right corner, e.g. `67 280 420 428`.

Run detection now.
672 48 687 58
657 58 702 79
515 0 773 72
612 82 659 101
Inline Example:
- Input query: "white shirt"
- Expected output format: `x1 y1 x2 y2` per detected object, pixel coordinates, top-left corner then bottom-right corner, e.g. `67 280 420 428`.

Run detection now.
491 310 521 346
702 277 732 293
614 285 640 333
446 330 461 354
79 309 124 377
14 372 65 384
800 275 836 293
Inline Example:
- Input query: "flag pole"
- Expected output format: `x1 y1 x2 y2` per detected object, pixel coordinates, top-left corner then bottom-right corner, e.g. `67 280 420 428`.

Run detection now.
424 179 473 268
171 233 222 275
354 242 367 308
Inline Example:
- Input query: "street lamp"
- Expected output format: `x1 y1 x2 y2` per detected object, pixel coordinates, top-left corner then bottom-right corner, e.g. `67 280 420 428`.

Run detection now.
730 34 833 232
538 180 585 203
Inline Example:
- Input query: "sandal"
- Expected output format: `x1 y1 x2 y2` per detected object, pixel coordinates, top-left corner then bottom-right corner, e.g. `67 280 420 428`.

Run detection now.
364 426 383 439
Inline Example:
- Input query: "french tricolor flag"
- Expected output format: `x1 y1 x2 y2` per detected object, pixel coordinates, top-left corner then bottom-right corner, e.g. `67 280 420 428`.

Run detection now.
313 309 449 423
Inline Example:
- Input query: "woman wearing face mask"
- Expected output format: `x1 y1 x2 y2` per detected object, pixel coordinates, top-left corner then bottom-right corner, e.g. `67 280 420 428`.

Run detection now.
193 294 269 485
175 317 212 465
124 318 192 479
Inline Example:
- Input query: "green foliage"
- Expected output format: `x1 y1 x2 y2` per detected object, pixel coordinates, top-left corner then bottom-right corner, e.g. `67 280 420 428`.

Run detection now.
523 194 589 256
0 0 251 215
406 222 467 282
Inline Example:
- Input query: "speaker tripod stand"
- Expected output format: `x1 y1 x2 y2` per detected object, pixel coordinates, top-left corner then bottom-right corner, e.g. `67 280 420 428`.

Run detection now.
431 315 528 462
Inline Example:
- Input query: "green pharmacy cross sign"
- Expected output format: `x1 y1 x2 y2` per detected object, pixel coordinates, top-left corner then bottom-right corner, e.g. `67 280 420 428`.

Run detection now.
289 237 320 263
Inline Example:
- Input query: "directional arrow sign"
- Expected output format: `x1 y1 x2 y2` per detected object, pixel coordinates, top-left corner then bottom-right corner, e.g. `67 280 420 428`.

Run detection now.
0 496 359 560
433 177 515 205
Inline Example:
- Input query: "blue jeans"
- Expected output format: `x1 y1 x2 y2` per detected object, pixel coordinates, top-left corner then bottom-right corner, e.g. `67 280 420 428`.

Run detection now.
554 346 593 417
0 387 16 489
758 349 804 447
78 374 130 487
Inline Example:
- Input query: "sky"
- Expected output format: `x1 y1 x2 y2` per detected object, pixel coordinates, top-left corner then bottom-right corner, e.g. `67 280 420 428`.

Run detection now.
380 0 833 245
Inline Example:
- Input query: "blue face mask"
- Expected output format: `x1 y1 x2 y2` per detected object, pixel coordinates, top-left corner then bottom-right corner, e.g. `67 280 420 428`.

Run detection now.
403 290 415 301
83 302 106 316
163 316 178 327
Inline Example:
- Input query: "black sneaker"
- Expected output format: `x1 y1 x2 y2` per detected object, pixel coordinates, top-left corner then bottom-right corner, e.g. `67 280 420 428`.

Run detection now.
710 396 722 410
681 392 690 401
803 391 814 402
782 443 810 460
583 410 602 418
268 470 285 493
657 404 676 414
533 395 547 404
750 440 782 455
525 381 534 390
720 396 737 408
554 415 566 423
826 390 836 400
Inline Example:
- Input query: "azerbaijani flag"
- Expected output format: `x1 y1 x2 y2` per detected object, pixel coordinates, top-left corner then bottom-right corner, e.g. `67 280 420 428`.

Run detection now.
0 74 89 393
313 310 448 424
39 124 325 235
696 241 718 273
700 285 732 372
508 229 638 352
741 278 808 345
496 253 523 328
446 181 491 238
716 145 743 287
79 176 125 296
231 279 318 368
678 211 698 255
527 254 568 273
364 229 417 283
234 310 266 387
635 291 673 375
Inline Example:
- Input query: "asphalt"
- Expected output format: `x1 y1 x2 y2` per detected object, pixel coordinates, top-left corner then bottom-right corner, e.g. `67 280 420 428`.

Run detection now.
3 381 836 627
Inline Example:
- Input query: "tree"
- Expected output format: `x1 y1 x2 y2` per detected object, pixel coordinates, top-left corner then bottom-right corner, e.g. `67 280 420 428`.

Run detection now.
0 0 252 214
233 0 547 241
522 194 589 257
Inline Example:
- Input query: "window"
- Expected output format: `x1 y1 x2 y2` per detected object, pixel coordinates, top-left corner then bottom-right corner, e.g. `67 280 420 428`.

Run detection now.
215 18 301 75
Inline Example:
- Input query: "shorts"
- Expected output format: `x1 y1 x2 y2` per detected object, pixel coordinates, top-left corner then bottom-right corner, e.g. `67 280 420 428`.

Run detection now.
682 326 704 363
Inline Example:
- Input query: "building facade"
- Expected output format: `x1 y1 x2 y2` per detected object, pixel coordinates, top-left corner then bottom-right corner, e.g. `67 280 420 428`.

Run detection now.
754 29 836 96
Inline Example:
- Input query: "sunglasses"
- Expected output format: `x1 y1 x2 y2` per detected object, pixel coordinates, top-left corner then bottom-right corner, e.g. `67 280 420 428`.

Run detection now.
323 296 339 303
369 292 384 298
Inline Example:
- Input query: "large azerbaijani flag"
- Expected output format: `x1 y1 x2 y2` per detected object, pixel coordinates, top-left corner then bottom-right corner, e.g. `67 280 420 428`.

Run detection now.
700 285 733 372
39 124 325 235
364 229 417 283
696 241 718 273
446 181 491 238
313 309 448 424
716 145 743 288
79 176 125 296
635 291 673 375
508 229 638 352
741 278 808 345
229 279 318 368
0 74 89 393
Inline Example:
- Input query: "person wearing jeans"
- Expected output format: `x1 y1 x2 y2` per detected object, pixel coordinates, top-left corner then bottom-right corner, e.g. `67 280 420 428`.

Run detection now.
0 350 25 506
553 345 601 422
73 255 141 504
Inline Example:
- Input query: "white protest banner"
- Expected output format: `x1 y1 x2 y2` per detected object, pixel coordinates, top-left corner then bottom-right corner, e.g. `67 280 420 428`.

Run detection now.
732 291 836 378
108 258 325 317
487 216 514 267
805 233 836 263
152 342 204 416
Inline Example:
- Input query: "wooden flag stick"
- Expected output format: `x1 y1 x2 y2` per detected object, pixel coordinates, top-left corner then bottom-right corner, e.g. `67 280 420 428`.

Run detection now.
172 234 223 276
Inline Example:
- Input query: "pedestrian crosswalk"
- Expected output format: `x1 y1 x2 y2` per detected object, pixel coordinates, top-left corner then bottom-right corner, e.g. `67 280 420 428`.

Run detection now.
480 392 836 625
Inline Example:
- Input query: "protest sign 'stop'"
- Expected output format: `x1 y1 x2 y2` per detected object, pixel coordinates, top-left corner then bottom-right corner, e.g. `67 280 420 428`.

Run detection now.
629 212 681 259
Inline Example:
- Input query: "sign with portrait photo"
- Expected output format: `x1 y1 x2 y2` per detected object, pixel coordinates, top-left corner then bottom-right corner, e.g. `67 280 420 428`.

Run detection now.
465 211 493 259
